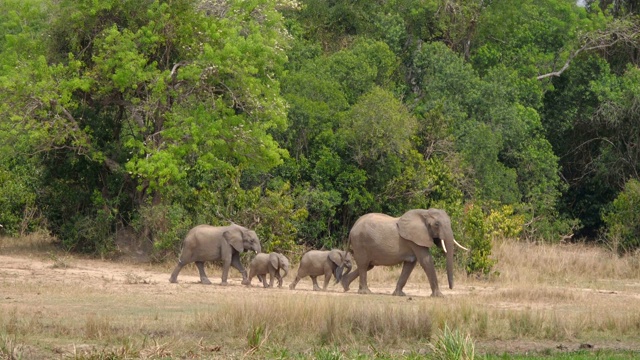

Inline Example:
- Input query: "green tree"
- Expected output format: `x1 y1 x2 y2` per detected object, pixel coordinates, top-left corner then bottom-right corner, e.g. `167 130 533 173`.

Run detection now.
0 0 292 253
603 178 640 253
410 41 564 239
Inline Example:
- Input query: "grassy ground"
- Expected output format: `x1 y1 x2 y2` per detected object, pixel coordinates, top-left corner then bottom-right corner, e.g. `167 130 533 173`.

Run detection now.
1 234 640 359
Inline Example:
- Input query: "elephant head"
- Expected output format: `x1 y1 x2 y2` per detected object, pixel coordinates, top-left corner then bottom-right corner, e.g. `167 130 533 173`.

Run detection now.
270 252 290 278
329 250 352 283
224 226 262 254
397 208 466 290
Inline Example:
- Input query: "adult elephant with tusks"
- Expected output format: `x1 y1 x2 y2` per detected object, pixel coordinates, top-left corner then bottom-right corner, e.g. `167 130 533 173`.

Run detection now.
169 223 261 285
341 208 468 297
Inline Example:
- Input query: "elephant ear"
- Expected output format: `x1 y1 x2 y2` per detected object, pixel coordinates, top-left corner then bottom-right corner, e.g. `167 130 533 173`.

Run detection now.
278 253 290 268
397 209 434 247
328 250 343 266
269 253 279 269
223 229 244 253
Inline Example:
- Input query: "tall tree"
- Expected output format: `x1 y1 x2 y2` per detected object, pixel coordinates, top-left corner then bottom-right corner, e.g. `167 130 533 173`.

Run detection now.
0 0 291 252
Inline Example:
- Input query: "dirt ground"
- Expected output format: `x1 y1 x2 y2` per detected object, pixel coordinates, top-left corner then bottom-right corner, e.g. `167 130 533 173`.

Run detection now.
2 249 640 358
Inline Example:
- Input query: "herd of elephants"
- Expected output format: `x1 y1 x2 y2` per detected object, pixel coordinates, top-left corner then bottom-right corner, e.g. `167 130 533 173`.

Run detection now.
169 208 469 297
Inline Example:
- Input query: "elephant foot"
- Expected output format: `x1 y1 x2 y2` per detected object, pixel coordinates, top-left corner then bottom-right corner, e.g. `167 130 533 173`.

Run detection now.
289 283 296 290
241 279 250 286
392 289 406 296
220 281 229 286
430 290 444 297
357 288 372 295
169 277 177 283
201 278 212 285
312 286 321 291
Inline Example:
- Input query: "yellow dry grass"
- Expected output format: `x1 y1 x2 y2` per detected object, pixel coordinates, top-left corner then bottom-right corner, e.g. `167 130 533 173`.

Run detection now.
1 235 640 359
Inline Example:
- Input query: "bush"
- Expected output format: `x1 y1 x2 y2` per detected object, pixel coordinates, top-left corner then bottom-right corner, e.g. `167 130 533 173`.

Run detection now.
486 205 524 240
603 178 640 254
59 209 116 255
461 203 495 276
428 324 475 360
137 203 193 257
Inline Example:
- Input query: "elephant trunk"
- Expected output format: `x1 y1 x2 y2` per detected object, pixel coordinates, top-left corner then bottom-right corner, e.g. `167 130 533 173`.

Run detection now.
444 238 454 289
281 267 289 279
334 265 344 283
343 263 352 278
334 263 352 284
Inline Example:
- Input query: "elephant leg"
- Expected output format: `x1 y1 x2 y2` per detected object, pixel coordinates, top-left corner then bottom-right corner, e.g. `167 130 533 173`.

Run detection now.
289 276 300 290
357 265 374 294
322 271 331 291
220 257 232 285
417 250 442 297
392 261 417 296
258 274 268 288
268 268 276 288
311 276 321 291
341 269 359 292
169 261 185 283
195 261 212 285
276 273 283 288
230 253 249 285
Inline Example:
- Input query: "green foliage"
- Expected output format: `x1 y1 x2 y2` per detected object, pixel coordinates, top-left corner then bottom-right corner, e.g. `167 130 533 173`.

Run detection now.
247 323 268 351
486 205 525 240
2 0 640 254
603 179 640 254
339 86 416 168
461 203 495 276
410 41 563 237
472 0 590 77
247 182 308 254
136 203 193 255
0 162 40 236
428 324 475 360
0 0 292 253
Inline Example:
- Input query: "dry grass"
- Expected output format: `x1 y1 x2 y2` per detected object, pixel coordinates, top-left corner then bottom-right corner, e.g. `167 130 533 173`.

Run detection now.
492 239 640 286
2 235 640 358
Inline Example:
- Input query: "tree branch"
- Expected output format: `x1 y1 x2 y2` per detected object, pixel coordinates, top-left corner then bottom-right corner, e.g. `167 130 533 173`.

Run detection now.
537 20 640 80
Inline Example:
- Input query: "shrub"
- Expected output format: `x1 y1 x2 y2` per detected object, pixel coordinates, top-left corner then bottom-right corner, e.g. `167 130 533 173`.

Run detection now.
603 178 640 254
461 203 495 276
486 205 524 240
428 324 475 360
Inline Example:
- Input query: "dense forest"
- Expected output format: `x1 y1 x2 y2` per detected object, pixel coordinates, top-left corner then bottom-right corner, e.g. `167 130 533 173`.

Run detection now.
1 0 640 270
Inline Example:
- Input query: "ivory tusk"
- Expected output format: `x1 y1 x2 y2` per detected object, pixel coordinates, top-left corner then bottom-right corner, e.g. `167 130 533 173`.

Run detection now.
441 240 447 253
453 238 469 251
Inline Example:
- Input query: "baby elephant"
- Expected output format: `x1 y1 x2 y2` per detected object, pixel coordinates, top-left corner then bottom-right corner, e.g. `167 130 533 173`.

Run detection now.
247 252 290 288
289 249 352 291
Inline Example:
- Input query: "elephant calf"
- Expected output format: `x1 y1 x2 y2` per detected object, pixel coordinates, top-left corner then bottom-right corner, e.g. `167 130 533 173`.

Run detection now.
247 252 290 288
289 249 352 291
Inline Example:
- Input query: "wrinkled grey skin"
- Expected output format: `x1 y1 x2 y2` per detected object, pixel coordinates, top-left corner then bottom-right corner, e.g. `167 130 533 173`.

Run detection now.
247 252 290 288
169 224 261 285
341 209 461 297
289 249 352 291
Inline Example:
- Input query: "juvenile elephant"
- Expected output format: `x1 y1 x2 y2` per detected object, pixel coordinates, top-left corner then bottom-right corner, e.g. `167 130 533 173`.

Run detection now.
169 223 261 285
289 249 352 291
341 209 468 297
247 252 290 288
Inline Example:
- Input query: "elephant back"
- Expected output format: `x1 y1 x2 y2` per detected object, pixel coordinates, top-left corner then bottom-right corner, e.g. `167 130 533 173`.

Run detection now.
349 213 399 247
